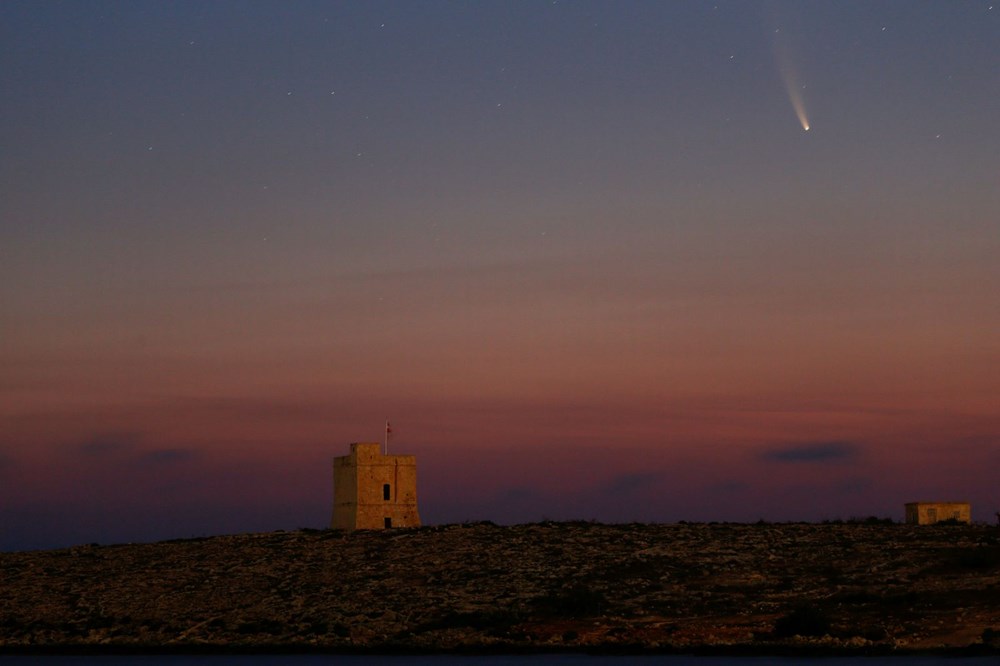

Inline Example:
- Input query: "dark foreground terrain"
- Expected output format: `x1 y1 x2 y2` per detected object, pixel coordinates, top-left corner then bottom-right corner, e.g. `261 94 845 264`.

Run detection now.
2 522 1000 654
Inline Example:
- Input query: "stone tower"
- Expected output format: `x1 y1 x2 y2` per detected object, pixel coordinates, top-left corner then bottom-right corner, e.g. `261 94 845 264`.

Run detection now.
904 501 971 525
331 442 421 530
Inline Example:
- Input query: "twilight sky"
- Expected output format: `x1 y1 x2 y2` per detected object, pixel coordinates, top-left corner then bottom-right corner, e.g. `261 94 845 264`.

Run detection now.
2 1 998 550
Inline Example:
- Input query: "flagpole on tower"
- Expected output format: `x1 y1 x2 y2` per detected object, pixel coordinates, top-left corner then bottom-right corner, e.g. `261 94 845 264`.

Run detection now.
384 419 391 455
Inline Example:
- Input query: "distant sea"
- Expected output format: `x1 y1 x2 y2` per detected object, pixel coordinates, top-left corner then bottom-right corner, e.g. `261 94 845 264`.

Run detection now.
2 656 997 665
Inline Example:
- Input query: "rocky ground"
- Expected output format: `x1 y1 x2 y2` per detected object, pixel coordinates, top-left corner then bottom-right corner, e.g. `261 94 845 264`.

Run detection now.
2 521 1000 654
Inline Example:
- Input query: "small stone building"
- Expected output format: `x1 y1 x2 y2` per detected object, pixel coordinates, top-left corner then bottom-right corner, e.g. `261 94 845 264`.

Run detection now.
904 502 971 525
331 442 421 530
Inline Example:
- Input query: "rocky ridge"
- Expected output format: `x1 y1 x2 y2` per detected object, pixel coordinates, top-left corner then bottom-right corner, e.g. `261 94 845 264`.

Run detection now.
2 522 1000 654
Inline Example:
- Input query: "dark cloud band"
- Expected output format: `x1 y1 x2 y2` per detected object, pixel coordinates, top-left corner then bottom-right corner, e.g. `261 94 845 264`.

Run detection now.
760 441 859 463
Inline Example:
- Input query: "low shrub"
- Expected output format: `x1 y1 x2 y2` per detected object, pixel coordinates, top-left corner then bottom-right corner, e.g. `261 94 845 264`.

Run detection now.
533 583 607 618
846 516 895 525
773 604 831 638
945 546 1000 570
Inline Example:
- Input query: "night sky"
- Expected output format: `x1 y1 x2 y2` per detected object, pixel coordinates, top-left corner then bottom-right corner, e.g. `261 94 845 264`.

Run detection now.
3 1 998 550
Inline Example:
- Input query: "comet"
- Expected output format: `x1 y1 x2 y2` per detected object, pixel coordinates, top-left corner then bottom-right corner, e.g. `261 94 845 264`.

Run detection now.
784 73 810 131
768 3 811 132
774 41 810 132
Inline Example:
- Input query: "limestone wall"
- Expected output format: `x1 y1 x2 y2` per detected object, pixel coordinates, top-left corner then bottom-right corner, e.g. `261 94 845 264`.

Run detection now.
904 502 971 525
331 442 421 530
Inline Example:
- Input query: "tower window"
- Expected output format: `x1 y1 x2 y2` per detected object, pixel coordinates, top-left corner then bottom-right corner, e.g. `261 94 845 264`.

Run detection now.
384 517 392 528
383 483 391 500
